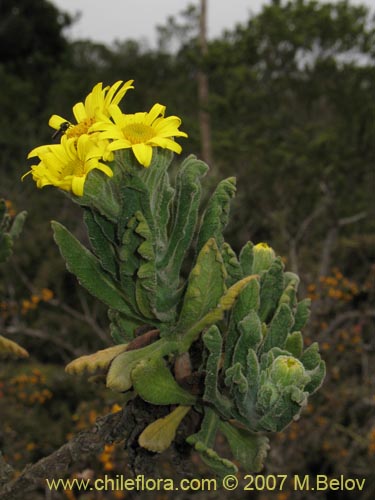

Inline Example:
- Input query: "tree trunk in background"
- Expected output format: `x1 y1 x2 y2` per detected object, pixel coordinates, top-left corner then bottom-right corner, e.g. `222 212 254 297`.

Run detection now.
197 0 213 166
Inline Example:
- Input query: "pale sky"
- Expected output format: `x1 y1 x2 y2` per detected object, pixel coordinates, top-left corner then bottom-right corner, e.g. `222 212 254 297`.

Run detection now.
50 0 374 48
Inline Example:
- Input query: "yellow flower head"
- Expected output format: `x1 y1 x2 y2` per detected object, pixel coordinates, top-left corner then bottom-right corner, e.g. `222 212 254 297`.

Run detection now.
24 135 113 196
92 103 188 167
49 80 134 140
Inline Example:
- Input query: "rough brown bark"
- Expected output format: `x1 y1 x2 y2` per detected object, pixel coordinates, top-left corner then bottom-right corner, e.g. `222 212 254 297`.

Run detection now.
0 409 126 500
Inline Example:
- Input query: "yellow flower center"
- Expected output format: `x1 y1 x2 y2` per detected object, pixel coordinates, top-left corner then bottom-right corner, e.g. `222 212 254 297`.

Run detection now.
62 159 85 178
121 123 156 144
67 118 96 139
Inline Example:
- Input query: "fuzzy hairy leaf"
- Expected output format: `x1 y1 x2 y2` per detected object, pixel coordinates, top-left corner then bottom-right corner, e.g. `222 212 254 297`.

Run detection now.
138 149 174 251
84 209 117 277
157 155 208 288
261 303 294 353
203 326 233 418
294 298 311 331
224 279 260 370
219 421 270 472
52 221 141 321
239 241 254 276
177 238 226 333
179 274 259 351
187 408 237 477
221 242 243 287
196 177 236 253
259 258 285 322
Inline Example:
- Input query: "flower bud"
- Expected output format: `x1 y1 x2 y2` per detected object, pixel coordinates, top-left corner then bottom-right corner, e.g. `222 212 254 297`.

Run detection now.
270 355 308 388
252 242 276 274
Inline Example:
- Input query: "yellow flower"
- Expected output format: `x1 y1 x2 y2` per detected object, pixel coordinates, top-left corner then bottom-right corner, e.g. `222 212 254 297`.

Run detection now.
93 103 188 167
49 80 134 140
24 135 113 196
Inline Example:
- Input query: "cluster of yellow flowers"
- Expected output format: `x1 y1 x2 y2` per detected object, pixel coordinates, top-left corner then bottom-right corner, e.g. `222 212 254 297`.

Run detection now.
24 80 187 196
2 368 53 406
0 288 53 319
307 268 359 303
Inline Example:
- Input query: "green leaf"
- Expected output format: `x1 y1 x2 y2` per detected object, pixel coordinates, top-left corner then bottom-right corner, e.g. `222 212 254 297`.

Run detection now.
52 221 140 320
284 331 303 357
106 338 178 392
202 326 233 418
233 310 263 366
84 209 117 277
219 421 270 472
300 342 322 370
221 242 243 287
261 303 294 353
133 212 157 319
239 241 254 276
138 148 174 251
224 279 260 370
259 258 284 322
293 298 311 331
72 169 121 222
156 155 208 302
108 309 140 343
180 274 260 352
187 408 237 477
279 272 300 308
305 360 326 394
196 177 236 253
177 238 226 333
132 356 196 405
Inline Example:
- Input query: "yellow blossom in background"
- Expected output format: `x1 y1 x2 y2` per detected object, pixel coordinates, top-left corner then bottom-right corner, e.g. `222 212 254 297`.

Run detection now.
24 135 113 196
92 102 188 167
49 80 134 141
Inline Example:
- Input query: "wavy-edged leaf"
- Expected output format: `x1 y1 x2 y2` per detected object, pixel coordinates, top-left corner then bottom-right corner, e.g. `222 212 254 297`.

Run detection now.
187 408 237 477
65 344 128 375
239 241 254 276
305 360 326 394
261 303 294 353
156 155 208 319
52 221 142 321
180 274 259 351
219 421 270 472
133 211 157 319
202 326 233 418
224 279 260 370
177 238 226 333
84 209 117 277
294 298 311 331
284 331 303 358
196 177 236 253
259 257 284 322
221 242 242 287
138 148 174 251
